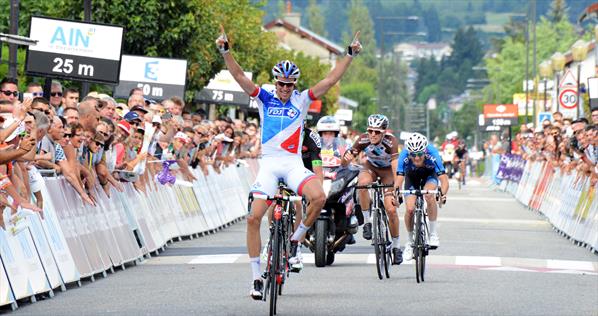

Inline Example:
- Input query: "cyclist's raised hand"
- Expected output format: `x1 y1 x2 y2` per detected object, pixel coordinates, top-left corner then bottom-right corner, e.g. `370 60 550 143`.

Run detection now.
347 31 362 57
215 24 229 54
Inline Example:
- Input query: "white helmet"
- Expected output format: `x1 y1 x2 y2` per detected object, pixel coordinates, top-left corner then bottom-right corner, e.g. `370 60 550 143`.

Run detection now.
317 116 340 134
406 132 428 153
367 114 389 130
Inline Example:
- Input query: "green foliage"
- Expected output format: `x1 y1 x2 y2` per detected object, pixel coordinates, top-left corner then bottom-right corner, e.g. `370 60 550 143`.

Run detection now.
340 81 376 131
346 0 377 69
485 16 577 104
306 0 326 37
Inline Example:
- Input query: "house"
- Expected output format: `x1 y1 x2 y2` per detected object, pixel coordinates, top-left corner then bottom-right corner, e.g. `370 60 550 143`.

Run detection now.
394 42 452 63
264 3 343 66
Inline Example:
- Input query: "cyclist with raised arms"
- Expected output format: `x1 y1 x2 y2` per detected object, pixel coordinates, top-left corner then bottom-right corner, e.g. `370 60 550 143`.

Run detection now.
394 133 449 261
216 25 362 300
341 114 403 265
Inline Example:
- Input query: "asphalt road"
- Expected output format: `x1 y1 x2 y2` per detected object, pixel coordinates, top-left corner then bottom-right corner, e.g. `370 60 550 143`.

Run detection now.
7 178 598 316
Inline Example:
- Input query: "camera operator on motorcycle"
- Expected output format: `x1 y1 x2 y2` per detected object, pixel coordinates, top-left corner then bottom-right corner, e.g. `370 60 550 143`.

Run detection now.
341 114 403 265
394 133 449 261
441 131 459 178
216 25 362 299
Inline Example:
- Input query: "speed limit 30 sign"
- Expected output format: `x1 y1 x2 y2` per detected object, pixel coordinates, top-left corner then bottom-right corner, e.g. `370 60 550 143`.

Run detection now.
559 88 578 109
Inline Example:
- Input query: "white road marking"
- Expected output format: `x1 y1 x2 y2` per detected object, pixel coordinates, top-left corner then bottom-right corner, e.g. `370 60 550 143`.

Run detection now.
455 256 501 266
480 266 537 273
546 259 596 271
437 217 548 225
447 197 514 202
188 254 242 264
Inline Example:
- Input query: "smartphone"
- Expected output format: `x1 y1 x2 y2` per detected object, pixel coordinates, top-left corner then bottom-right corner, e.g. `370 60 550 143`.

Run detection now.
23 93 33 99
161 112 173 120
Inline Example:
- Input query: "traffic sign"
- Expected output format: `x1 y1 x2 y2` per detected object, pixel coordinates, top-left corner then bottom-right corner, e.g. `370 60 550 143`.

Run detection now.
114 55 187 100
537 112 552 126
26 16 124 84
559 88 578 109
559 69 577 88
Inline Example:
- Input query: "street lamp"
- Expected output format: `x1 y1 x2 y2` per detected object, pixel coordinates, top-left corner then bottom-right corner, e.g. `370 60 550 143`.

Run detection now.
539 60 553 112
551 52 566 112
571 40 588 118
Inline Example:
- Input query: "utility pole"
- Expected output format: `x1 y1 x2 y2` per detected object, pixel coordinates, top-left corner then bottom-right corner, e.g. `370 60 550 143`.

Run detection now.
525 4 530 124
532 0 537 126
8 0 19 79
81 0 92 96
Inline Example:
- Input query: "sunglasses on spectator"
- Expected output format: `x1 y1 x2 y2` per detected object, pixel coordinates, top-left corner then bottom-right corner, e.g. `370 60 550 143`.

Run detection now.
409 151 426 157
98 131 109 138
34 108 51 115
1 90 18 97
50 92 63 97
367 129 382 135
276 81 295 88
94 141 104 147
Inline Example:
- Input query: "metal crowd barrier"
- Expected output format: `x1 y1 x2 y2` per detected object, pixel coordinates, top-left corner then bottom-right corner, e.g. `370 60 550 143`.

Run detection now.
0 160 256 311
489 155 598 254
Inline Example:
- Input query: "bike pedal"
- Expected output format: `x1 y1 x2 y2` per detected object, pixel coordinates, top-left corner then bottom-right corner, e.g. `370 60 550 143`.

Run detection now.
429 245 438 250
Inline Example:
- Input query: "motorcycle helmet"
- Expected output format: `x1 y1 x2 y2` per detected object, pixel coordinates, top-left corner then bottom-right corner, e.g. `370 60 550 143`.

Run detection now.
317 116 341 136
406 132 428 153
367 114 389 130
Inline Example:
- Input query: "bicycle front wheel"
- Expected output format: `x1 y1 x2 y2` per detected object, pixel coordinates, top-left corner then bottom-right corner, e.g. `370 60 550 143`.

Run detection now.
269 223 280 315
382 212 391 279
372 210 384 280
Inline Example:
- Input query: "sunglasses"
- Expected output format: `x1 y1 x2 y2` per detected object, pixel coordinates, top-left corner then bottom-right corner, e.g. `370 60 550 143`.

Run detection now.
409 151 426 157
94 141 105 147
34 108 51 115
276 81 295 88
367 129 382 135
50 92 63 97
1 90 18 97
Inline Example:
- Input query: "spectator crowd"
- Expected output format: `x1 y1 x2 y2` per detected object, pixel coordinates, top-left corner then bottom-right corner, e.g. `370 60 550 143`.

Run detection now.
0 77 264 228
486 109 598 185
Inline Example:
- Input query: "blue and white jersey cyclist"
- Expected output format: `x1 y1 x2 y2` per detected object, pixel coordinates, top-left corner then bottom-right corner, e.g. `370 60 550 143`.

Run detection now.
216 25 363 300
394 133 449 262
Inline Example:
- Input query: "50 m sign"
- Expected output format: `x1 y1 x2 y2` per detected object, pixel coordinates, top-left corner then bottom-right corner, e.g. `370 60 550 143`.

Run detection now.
26 16 123 84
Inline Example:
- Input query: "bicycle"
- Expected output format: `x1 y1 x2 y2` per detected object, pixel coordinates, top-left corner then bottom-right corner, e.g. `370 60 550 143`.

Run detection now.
397 189 440 283
354 179 393 280
453 159 466 189
248 183 302 316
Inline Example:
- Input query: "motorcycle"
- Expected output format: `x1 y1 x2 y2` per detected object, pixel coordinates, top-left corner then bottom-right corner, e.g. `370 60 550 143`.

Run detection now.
304 165 360 267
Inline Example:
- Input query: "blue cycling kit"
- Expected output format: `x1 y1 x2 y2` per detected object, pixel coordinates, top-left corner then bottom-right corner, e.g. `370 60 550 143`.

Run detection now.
396 144 445 191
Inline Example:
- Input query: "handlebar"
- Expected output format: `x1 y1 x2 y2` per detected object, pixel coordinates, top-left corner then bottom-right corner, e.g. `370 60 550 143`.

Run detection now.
354 183 394 190
396 189 439 195
250 193 303 202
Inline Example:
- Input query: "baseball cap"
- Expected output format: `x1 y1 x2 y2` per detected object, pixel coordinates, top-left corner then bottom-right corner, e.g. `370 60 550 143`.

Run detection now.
174 131 191 144
130 105 149 114
2 118 26 142
124 111 142 123
117 120 131 135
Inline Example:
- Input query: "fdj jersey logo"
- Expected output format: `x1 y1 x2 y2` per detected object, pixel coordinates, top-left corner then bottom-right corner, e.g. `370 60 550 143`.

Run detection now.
267 106 299 119
145 61 159 81
50 26 94 48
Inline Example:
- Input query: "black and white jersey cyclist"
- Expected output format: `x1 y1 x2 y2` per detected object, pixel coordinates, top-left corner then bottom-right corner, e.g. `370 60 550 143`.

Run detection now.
394 133 449 261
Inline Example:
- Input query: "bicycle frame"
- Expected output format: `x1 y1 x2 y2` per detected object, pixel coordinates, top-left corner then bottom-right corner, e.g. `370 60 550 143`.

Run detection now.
248 188 302 315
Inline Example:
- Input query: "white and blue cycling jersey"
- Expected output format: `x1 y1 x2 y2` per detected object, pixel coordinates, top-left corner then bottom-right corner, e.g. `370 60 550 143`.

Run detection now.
396 144 446 177
250 87 316 158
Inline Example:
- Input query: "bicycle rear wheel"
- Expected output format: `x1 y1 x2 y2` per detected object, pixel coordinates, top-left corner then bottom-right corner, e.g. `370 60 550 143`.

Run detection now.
372 210 384 280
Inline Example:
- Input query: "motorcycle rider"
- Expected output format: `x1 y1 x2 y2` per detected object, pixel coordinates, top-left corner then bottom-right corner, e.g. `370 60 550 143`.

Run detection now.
341 114 403 265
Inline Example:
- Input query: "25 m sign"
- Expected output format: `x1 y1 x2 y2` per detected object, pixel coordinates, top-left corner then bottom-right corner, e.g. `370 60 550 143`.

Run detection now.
26 16 124 84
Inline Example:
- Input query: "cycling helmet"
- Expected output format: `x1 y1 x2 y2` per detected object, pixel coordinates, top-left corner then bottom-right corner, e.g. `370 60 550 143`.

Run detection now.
272 60 300 81
367 114 389 130
316 116 340 134
406 132 428 153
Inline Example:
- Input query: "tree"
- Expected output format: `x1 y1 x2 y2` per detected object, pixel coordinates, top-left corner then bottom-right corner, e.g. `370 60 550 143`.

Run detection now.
424 6 442 42
324 0 348 43
346 0 378 69
306 0 326 36
549 0 569 23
